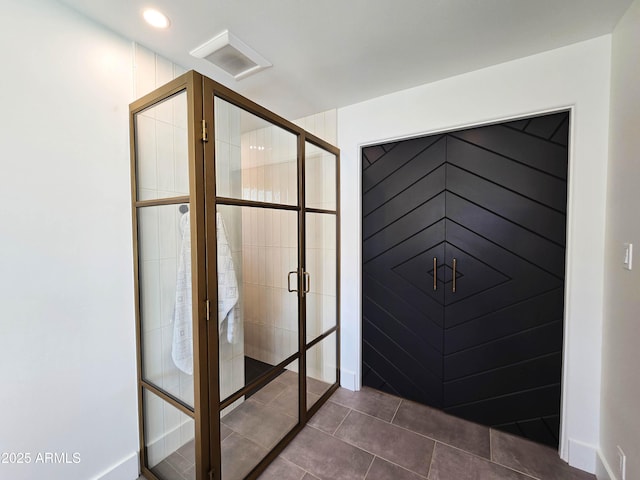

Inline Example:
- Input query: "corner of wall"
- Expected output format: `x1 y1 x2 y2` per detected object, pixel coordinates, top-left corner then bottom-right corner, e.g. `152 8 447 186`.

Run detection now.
93 453 139 480
568 439 598 473
596 449 616 480
340 369 357 391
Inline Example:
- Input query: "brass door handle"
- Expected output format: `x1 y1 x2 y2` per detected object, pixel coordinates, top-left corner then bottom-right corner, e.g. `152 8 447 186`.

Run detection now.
452 258 457 293
288 271 298 292
433 257 437 291
303 272 310 294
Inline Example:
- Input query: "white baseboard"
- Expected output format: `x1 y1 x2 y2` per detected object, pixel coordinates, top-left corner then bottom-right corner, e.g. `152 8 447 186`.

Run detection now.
147 419 194 467
93 452 139 480
340 369 357 390
568 438 597 473
596 450 616 480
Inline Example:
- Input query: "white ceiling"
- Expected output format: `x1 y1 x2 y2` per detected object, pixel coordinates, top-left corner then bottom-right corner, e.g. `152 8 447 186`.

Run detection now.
56 0 632 120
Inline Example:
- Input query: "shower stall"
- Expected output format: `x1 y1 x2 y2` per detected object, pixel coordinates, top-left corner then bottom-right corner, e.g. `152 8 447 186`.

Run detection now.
129 71 339 480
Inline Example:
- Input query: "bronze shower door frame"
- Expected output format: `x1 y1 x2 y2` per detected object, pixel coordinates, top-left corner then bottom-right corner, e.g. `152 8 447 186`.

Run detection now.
129 71 341 480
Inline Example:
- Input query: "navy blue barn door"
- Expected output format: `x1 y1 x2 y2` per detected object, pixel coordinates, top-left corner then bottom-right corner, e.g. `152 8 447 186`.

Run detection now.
362 112 569 447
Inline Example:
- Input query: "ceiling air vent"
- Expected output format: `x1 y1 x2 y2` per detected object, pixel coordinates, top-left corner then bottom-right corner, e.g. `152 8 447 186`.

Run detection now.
190 30 271 80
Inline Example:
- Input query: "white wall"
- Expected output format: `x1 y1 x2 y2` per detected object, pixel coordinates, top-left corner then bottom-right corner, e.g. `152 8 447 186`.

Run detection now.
599 0 640 479
0 0 137 479
338 35 612 472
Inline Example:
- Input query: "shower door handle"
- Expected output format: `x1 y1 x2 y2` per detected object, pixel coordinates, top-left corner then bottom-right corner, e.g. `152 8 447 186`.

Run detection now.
452 258 457 293
287 271 298 292
303 272 310 294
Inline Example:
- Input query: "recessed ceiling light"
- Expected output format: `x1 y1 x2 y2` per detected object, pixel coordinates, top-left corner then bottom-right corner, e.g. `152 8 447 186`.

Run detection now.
143 8 170 29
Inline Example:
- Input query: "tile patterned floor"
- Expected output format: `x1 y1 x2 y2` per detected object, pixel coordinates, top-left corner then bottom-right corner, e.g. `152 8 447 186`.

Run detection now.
141 386 596 480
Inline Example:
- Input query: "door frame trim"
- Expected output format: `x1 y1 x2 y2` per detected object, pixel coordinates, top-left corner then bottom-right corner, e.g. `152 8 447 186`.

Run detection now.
356 106 574 459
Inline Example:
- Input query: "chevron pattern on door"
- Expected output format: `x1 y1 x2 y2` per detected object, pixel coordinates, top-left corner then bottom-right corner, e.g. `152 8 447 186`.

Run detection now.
362 112 569 448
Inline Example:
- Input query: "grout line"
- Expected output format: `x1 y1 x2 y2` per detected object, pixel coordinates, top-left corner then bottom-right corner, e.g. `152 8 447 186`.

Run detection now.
276 456 312 480
391 399 402 424
489 428 493 461
328 414 432 479
437 441 541 480
362 455 376 479
345 407 441 445
356 448 431 480
332 407 352 435
426 442 438 479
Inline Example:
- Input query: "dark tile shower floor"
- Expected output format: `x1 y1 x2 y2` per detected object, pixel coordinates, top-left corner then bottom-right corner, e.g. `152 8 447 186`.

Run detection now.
140 386 596 480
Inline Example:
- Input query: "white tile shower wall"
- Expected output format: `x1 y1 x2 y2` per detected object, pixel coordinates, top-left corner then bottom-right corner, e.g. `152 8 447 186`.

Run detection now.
307 333 337 384
241 207 299 365
134 44 196 462
305 214 337 342
240 122 298 366
294 109 338 145
214 97 243 199
145 391 195 468
297 111 338 384
240 111 337 369
135 93 189 201
214 101 246 404
134 44 188 201
239 127 298 204
305 148 337 211
138 197 195 402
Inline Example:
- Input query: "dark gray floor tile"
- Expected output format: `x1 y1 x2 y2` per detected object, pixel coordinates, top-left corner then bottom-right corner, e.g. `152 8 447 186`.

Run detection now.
252 378 290 404
150 459 184 480
221 423 234 442
393 399 490 459
282 426 374 480
307 400 350 435
429 442 534 480
306 391 322 410
366 456 427 480
258 456 306 480
221 398 297 449
335 410 434 476
491 430 596 480
165 450 193 476
268 384 301 418
221 433 268 480
176 440 195 463
330 387 401 422
307 377 333 396
182 464 195 480
278 370 299 386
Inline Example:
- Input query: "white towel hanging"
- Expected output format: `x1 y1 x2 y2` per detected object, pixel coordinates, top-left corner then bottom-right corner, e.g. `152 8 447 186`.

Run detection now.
216 212 239 344
171 212 193 374
172 210 240 375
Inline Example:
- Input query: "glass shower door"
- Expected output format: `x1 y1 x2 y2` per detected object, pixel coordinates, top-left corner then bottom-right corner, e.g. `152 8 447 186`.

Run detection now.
213 94 301 480
304 141 339 410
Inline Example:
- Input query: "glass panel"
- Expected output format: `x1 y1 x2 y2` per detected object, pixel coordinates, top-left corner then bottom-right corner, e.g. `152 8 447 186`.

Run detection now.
305 141 336 211
214 96 298 206
138 204 194 407
217 205 299 401
143 389 195 480
306 332 337 410
221 360 299 480
305 213 337 343
135 91 189 201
